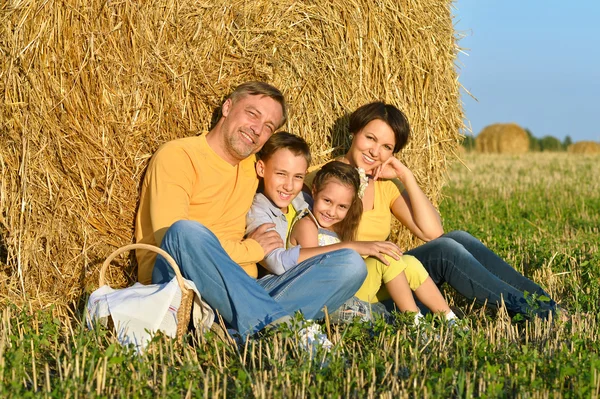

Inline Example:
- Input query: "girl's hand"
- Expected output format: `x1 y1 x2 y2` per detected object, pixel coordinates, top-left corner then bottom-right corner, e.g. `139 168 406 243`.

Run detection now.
349 241 403 265
373 157 411 182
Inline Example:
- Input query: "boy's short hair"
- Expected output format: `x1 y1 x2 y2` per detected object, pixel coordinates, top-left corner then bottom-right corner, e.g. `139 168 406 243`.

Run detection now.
258 132 312 167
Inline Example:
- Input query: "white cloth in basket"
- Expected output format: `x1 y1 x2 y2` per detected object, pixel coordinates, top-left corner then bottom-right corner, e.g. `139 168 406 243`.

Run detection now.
86 277 214 352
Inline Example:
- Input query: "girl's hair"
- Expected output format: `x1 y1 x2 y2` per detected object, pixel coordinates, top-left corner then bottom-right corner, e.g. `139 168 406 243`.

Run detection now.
348 101 410 153
312 161 363 242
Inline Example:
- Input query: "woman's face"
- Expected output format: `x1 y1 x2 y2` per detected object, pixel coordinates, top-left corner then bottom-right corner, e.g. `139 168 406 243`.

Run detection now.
346 119 396 173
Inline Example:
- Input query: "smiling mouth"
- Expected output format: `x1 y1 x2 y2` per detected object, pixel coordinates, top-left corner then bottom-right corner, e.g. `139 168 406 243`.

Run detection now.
362 154 375 164
278 191 292 200
319 213 334 223
240 130 255 144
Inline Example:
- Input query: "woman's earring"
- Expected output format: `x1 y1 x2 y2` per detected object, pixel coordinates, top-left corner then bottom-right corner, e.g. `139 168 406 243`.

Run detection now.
349 134 354 140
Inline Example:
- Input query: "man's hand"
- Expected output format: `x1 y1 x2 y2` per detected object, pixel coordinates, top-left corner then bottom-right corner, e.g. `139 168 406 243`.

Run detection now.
246 223 284 256
348 241 403 265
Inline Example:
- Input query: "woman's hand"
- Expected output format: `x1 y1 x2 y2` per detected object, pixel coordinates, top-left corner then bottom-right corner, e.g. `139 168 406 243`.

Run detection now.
348 241 403 265
373 157 412 182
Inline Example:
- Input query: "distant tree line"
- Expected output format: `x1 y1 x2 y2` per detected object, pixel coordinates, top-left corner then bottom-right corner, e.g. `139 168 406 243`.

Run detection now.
524 129 572 152
461 129 573 152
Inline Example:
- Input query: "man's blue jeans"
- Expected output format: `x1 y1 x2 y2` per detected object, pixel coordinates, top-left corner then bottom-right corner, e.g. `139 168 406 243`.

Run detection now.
152 220 367 337
406 230 557 318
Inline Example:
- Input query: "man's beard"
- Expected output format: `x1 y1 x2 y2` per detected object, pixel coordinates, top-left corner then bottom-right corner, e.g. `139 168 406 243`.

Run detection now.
225 134 255 161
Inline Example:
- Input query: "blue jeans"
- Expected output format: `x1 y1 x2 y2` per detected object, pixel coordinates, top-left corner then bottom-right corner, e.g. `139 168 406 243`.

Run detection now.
152 220 367 337
405 230 557 318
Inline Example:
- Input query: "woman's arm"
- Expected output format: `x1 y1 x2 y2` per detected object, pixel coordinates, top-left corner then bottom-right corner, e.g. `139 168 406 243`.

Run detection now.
375 157 444 241
291 217 403 265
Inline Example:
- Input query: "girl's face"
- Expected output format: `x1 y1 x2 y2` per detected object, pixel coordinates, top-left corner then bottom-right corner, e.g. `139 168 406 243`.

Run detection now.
347 119 396 173
312 179 355 230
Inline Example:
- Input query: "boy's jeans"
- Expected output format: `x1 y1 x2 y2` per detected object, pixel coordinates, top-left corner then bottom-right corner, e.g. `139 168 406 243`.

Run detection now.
152 220 367 337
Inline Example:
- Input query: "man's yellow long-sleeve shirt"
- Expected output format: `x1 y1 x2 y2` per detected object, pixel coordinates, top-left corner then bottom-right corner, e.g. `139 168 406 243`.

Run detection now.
135 134 264 284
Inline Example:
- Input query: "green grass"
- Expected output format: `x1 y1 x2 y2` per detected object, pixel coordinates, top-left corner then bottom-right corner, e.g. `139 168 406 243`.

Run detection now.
441 153 600 314
1 153 599 397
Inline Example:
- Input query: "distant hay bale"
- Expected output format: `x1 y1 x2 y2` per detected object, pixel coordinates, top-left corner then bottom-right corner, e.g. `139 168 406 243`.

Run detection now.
1 0 463 307
475 123 529 154
567 141 600 154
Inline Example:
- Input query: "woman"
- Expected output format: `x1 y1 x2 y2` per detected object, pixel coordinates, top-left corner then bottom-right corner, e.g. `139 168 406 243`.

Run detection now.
310 102 559 320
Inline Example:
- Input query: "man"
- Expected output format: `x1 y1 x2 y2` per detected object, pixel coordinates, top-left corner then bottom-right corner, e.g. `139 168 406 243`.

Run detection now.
135 81 366 338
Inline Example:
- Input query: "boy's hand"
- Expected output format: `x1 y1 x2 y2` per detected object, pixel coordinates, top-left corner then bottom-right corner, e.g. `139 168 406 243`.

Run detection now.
247 223 284 255
349 241 403 265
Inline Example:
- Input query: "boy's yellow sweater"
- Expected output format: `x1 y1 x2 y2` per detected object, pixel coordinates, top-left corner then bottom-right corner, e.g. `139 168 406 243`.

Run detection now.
135 134 264 284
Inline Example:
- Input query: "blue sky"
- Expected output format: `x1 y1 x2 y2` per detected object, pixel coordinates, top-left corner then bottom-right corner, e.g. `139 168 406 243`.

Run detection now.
453 0 600 142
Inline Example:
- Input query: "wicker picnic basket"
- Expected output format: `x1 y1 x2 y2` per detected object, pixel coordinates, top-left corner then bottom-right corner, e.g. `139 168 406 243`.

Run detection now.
99 243 195 342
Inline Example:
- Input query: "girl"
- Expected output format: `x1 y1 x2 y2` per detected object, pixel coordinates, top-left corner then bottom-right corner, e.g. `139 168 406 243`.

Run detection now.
290 161 459 325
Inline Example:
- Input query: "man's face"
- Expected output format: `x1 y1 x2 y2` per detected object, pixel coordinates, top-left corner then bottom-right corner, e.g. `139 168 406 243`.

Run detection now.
256 148 308 212
220 94 284 163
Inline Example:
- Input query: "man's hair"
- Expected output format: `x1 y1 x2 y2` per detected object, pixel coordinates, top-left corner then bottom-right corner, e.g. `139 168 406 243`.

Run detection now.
348 102 410 153
312 161 363 242
227 81 288 129
258 132 311 166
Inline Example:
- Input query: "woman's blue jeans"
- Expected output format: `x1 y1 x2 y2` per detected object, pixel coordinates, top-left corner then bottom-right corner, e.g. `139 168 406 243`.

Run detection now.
152 220 367 337
406 230 557 318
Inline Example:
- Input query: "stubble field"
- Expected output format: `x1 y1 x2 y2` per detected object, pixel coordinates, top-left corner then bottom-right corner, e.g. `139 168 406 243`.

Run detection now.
0 152 599 397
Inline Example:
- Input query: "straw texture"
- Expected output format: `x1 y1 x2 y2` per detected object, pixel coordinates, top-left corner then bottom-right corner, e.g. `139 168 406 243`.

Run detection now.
1 0 464 307
476 123 529 154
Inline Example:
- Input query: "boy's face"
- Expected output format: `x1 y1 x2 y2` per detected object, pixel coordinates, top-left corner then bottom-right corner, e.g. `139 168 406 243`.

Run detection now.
256 148 308 212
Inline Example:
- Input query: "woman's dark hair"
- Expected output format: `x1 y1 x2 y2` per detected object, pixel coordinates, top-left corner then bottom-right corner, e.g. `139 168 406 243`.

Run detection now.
348 102 410 153
312 161 363 242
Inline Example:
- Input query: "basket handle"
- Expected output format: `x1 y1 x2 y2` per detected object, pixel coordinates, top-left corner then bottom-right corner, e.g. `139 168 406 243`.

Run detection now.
99 243 188 293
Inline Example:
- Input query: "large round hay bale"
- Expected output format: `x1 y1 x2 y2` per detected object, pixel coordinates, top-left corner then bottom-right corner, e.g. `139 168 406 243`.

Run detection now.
1 0 463 307
475 123 530 154
567 141 600 154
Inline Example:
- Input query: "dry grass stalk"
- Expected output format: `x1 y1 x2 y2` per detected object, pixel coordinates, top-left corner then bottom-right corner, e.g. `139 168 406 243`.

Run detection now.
475 123 529 154
567 141 600 154
1 0 463 307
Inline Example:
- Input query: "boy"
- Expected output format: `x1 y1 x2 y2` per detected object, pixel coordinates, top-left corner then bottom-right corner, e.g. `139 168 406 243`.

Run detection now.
246 132 313 275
